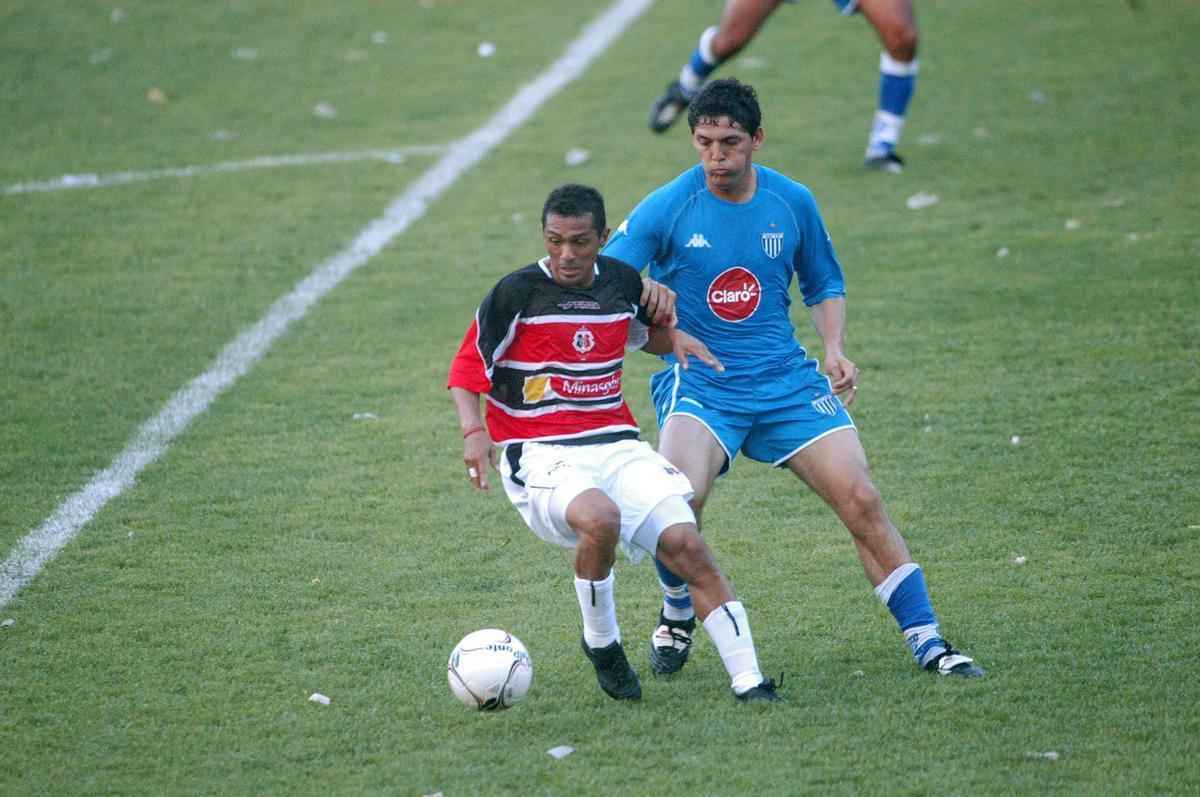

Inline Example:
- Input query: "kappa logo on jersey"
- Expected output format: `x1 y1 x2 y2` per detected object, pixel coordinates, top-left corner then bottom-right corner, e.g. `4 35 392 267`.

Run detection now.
761 231 784 259
522 371 623 403
572 327 595 355
685 232 712 248
707 266 761 323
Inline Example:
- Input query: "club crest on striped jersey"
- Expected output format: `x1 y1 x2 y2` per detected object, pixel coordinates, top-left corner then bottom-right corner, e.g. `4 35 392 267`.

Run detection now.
572 327 595 355
707 266 761 323
761 231 784 259
522 371 622 403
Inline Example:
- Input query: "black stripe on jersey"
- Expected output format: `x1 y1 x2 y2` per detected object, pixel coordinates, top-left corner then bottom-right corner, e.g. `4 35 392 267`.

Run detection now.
505 444 526 487
528 430 638 447
503 429 641 487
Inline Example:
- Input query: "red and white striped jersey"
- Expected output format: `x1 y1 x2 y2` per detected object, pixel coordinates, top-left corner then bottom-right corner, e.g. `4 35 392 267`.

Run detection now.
447 255 651 445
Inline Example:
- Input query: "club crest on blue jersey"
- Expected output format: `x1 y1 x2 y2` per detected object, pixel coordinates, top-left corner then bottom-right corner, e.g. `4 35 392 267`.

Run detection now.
761 231 784 259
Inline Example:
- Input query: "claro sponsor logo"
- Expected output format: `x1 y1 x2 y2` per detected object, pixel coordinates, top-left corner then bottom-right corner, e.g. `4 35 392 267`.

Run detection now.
707 266 761 323
523 371 623 403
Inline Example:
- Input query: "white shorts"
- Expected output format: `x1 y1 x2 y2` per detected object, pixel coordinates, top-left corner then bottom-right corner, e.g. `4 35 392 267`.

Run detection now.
499 438 695 564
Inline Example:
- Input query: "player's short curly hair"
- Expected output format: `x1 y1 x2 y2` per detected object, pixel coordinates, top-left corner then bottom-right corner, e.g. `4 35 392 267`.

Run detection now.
687 77 762 134
541 183 606 233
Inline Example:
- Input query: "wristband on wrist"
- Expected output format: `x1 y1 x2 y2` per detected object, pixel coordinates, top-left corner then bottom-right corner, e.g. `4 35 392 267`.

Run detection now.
462 425 485 439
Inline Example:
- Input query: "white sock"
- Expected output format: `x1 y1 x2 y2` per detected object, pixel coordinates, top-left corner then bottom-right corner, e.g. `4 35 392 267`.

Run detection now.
866 111 905 158
702 601 764 694
873 562 919 604
679 64 703 95
575 571 620 648
679 26 720 95
866 52 918 157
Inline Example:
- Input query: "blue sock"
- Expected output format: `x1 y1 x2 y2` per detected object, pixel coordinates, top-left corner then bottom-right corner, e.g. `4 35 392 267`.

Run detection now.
867 53 918 157
679 26 722 95
875 563 946 667
879 68 916 118
655 558 694 621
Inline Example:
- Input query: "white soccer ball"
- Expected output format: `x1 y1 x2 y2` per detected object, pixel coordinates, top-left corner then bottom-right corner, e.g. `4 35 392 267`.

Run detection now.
447 629 533 711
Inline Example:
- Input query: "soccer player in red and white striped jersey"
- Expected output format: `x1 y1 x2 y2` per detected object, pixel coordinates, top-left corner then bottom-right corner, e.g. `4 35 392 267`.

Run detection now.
447 184 781 703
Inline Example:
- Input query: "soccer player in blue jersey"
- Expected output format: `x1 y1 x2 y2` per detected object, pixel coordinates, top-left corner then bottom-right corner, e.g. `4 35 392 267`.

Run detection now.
605 78 983 678
649 0 918 173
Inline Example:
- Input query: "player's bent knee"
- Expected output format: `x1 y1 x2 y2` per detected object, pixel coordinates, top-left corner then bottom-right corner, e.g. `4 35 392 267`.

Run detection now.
657 525 719 584
626 494 695 565
842 480 886 525
566 491 621 547
882 26 918 61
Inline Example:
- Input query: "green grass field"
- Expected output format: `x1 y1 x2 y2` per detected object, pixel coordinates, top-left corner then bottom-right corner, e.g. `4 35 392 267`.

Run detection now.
2 1 1198 794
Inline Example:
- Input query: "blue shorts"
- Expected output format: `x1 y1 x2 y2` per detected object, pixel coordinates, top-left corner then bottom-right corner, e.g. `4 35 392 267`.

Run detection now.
650 361 856 475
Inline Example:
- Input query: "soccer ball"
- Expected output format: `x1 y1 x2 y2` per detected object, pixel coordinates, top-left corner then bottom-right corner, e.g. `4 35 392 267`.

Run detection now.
447 629 533 711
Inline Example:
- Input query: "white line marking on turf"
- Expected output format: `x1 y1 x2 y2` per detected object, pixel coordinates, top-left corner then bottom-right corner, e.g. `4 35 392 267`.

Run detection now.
1 147 447 195
0 0 654 609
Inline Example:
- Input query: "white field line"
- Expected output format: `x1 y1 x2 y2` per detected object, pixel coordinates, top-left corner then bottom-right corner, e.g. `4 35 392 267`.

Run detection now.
0 0 655 609
0 146 447 195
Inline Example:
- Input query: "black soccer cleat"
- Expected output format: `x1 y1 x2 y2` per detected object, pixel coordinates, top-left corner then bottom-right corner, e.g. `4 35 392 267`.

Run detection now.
864 151 905 174
649 80 692 134
649 612 695 675
925 646 985 678
735 674 783 704
581 637 642 701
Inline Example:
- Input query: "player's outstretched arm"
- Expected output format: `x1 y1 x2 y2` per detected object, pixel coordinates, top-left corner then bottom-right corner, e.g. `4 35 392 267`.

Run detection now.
810 297 859 406
642 327 724 372
450 386 495 490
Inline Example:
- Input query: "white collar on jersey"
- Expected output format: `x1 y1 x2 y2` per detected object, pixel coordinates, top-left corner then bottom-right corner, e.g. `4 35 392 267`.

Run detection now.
537 256 600 280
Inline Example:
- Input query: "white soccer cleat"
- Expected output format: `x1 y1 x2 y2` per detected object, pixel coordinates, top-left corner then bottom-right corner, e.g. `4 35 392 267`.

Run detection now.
926 647 985 678
648 612 695 675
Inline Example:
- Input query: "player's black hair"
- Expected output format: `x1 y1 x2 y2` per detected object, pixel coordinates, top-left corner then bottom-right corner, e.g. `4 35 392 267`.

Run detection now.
541 183 606 233
687 77 762 134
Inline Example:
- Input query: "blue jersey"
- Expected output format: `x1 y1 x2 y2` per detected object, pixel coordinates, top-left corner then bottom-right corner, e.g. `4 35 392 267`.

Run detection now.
603 164 844 375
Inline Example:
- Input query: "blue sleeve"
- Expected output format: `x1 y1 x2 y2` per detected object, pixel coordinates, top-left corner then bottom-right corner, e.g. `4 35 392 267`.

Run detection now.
792 186 845 306
602 194 665 272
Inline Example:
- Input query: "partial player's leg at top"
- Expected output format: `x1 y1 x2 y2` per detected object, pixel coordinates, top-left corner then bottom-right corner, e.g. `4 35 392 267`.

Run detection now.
649 0 781 134
857 0 920 172
648 0 920 173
